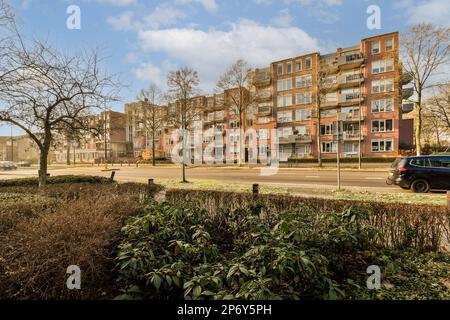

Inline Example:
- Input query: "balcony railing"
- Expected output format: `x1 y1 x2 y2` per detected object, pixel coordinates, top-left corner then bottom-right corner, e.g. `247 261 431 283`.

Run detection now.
338 93 363 104
254 92 272 101
402 87 414 100
342 112 365 122
338 73 363 86
338 53 364 68
279 135 312 144
343 132 363 141
257 106 272 115
253 70 272 87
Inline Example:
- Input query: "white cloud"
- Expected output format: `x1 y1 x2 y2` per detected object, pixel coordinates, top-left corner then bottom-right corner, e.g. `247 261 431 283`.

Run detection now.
271 9 293 27
107 4 186 31
399 0 450 25
136 19 322 91
133 60 177 89
95 0 137 6
174 0 219 13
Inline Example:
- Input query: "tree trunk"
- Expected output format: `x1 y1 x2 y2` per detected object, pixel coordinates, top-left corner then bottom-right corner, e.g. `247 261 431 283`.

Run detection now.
66 144 71 165
317 115 322 167
38 145 50 188
152 133 156 167
416 94 423 156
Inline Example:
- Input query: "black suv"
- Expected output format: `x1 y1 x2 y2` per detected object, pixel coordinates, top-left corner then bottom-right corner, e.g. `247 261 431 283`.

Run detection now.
386 156 450 193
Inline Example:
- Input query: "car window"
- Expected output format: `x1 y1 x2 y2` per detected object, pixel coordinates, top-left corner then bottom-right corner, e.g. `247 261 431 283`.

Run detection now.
440 160 450 168
410 158 430 167
429 159 442 167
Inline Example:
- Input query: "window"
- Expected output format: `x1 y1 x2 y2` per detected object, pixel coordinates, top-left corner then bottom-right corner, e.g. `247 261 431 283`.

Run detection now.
257 117 270 124
372 79 394 93
372 59 394 74
320 108 337 118
320 123 334 135
410 158 430 167
258 129 269 140
322 142 337 153
296 60 302 72
295 109 312 121
258 144 269 156
386 38 394 51
305 58 312 69
277 127 293 138
296 75 312 88
277 79 292 91
229 120 240 129
277 64 283 76
371 41 380 54
371 139 394 152
344 142 359 154
295 125 308 135
429 158 450 168
287 63 292 74
296 92 312 105
277 95 293 108
372 119 394 132
296 144 311 155
372 99 393 113
277 111 293 123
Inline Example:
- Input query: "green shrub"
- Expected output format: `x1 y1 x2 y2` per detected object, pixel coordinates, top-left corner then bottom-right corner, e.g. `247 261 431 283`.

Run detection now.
116 202 382 300
0 175 113 187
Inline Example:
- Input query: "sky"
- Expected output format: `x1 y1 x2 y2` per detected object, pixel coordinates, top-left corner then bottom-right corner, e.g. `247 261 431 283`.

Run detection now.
1 0 449 135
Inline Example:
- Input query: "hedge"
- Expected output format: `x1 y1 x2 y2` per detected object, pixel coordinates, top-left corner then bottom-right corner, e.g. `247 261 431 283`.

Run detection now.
0 175 113 187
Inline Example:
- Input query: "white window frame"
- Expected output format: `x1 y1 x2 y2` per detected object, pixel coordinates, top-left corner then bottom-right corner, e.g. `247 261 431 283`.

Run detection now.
277 95 293 108
371 139 394 152
277 79 292 92
295 60 302 72
277 110 293 123
371 98 394 113
287 62 292 74
371 119 394 133
305 58 312 70
371 41 380 55
321 141 337 153
372 78 394 93
296 92 312 105
385 38 394 52
295 109 312 121
277 64 283 76
295 75 312 88
372 59 394 74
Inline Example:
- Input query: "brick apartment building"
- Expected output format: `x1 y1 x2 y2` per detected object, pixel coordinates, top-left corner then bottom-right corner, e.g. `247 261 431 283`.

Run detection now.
125 31 414 163
48 31 415 164
53 111 128 164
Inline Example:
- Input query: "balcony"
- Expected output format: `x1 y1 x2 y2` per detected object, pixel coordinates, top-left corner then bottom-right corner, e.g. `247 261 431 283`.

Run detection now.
341 112 365 122
402 87 414 100
257 106 272 116
401 71 413 85
402 103 414 114
254 92 272 102
338 74 364 88
253 71 272 87
338 53 364 70
338 93 364 106
279 135 312 144
343 132 363 141
321 99 339 108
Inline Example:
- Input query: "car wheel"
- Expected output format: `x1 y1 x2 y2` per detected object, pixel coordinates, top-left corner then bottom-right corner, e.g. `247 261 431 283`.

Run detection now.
411 179 430 193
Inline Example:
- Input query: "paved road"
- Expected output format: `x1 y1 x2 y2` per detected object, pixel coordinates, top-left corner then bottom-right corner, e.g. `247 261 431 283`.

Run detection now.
0 165 400 192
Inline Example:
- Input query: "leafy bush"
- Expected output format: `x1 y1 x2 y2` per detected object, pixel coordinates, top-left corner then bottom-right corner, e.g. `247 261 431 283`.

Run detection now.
0 175 112 187
116 202 382 300
165 190 449 252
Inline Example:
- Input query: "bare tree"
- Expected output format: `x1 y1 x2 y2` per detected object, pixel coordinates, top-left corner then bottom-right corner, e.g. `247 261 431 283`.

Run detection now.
0 40 118 186
401 24 450 155
316 68 339 167
217 59 251 165
167 67 200 183
136 84 164 166
430 84 450 129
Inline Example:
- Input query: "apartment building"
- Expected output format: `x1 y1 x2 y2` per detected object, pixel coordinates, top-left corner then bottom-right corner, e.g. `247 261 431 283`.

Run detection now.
247 31 414 161
0 135 41 163
53 111 129 164
124 32 415 163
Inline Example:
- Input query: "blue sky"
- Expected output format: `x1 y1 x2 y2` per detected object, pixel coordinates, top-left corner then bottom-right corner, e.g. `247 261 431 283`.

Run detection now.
1 0 449 135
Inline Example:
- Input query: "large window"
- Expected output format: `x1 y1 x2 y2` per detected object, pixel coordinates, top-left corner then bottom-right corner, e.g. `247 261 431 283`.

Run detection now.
372 59 394 74
320 123 334 135
277 127 293 138
277 64 283 76
277 95 293 108
372 98 393 113
296 92 312 105
258 129 269 140
296 75 312 88
372 41 380 55
385 38 394 51
372 119 394 132
295 109 312 121
305 58 312 69
277 79 292 91
320 108 337 118
372 79 394 93
371 139 394 152
322 142 337 153
295 60 302 72
287 63 292 74
295 125 308 135
257 117 270 124
277 111 293 123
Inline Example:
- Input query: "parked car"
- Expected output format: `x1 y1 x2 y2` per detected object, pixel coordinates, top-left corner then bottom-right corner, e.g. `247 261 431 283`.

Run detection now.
386 156 450 193
0 161 17 171
16 161 31 167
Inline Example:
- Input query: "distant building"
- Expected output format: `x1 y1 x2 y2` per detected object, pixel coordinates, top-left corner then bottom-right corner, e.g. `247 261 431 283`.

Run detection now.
0 135 41 163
